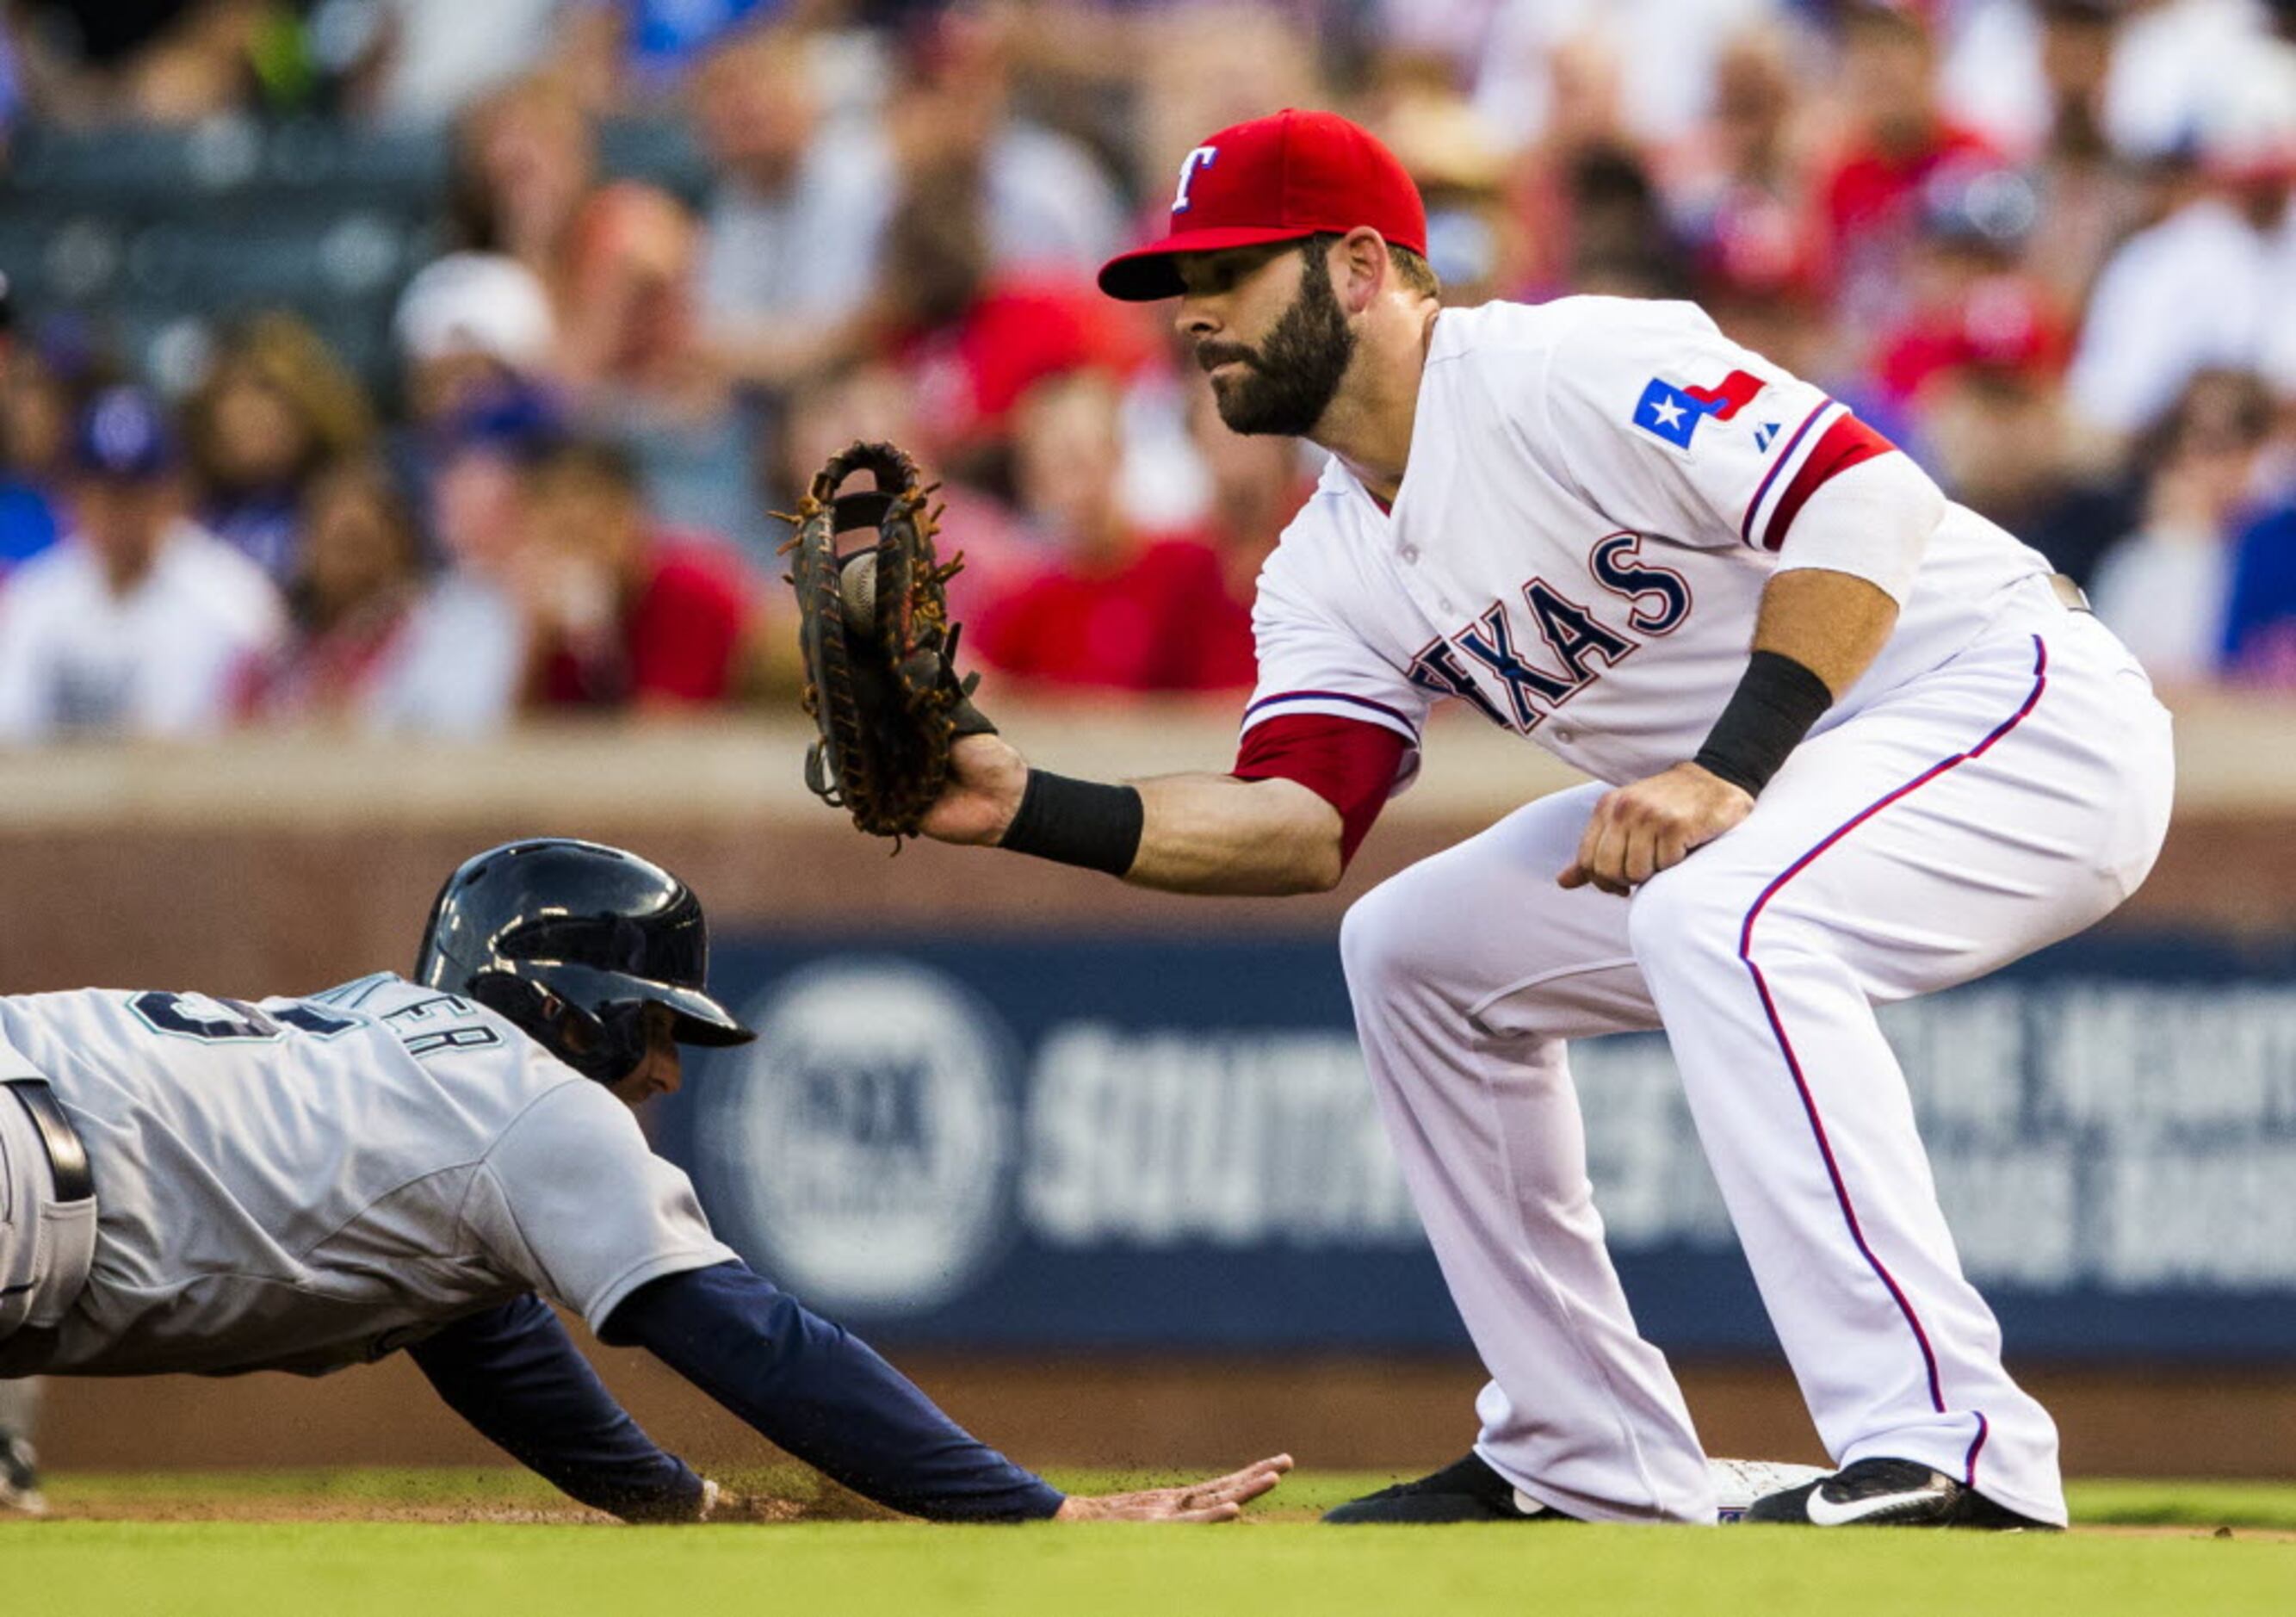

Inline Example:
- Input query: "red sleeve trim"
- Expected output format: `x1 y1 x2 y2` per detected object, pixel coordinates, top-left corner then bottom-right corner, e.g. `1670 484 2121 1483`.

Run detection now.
1234 713 1409 868
1760 414 1894 553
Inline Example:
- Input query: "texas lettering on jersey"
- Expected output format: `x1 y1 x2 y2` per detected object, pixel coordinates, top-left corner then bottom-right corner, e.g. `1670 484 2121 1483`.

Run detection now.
1405 533 1693 734
1239 297 2052 788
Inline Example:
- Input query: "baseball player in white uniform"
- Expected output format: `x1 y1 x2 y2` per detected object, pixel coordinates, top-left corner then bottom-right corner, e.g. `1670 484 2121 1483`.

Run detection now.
0 838 1287 1522
921 109 2174 1529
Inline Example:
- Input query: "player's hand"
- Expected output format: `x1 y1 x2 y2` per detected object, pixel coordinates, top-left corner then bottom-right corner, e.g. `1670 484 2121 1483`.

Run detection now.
1558 761 1754 897
1052 1454 1293 1522
696 1480 804 1524
919 733 1030 846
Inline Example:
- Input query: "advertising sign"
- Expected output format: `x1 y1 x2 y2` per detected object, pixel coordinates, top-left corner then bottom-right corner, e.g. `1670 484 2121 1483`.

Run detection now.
660 931 2296 1358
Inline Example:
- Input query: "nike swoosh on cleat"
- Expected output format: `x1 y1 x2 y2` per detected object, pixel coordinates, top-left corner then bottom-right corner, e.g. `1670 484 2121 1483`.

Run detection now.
1804 1484 1951 1526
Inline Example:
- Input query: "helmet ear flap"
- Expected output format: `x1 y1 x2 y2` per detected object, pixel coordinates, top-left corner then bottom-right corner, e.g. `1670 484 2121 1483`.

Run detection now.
468 971 621 1082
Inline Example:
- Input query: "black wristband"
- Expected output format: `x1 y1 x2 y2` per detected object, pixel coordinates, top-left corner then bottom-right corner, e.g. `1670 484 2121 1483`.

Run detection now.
1692 650 1835 797
998 770 1144 876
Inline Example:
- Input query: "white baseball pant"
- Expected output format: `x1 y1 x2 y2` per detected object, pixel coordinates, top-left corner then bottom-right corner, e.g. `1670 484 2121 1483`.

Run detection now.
1340 604 2173 1526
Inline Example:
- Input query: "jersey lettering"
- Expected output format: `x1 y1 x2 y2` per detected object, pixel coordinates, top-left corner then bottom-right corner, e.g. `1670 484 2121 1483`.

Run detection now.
274 1004 362 1038
402 1025 504 1058
1454 603 1580 729
1589 533 1692 635
1407 639 1511 728
1524 579 1636 681
128 991 358 1044
1422 579 1647 734
383 994 477 1025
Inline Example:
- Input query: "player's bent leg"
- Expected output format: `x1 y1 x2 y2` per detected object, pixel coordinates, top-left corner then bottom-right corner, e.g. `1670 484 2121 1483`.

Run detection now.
1340 783 1713 1526
1625 623 2172 1529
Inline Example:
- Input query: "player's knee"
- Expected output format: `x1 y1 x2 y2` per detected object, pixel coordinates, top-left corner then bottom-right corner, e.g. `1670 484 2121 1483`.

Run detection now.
1339 868 1437 994
1625 864 1752 976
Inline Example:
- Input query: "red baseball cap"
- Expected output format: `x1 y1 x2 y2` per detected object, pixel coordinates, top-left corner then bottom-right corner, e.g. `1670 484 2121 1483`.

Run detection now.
1098 108 1428 302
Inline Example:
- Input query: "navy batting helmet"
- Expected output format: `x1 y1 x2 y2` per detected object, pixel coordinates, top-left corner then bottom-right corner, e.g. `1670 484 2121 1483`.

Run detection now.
415 838 755 1084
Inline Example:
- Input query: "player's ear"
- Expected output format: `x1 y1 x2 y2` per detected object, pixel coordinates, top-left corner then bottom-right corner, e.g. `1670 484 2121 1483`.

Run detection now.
1335 227 1389 313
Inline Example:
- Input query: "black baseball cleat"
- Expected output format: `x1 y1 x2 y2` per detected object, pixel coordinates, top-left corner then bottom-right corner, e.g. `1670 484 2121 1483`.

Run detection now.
1322 1452 1576 1524
0 1428 46 1517
1742 1457 2059 1529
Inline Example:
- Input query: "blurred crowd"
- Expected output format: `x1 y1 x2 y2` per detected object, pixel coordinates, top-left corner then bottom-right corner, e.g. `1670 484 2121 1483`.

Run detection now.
1 0 2294 745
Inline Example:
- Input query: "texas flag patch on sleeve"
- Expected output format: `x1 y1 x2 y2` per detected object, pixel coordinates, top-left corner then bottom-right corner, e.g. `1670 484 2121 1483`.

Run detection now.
1633 369 1767 449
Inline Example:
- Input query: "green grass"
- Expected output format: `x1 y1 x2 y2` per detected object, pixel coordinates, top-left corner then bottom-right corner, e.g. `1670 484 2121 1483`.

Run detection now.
6 1470 2292 1617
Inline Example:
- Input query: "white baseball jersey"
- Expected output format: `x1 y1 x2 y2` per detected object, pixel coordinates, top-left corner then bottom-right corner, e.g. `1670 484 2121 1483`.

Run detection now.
0 974 733 1377
1242 295 2054 782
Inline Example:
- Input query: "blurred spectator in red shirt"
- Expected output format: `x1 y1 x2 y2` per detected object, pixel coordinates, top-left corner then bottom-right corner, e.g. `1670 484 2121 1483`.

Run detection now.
238 457 425 727
974 369 1254 694
874 151 1155 480
1915 300 2129 590
517 436 755 711
771 358 1041 630
1814 3 2003 347
1674 26 1837 385
1874 166 2068 409
183 312 378 585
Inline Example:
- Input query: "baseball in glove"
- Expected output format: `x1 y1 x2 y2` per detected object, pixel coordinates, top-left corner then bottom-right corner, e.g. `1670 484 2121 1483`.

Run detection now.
780 440 994 842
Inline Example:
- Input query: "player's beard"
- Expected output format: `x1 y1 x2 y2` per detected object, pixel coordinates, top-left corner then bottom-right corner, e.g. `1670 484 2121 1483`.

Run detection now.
1202 251 1357 438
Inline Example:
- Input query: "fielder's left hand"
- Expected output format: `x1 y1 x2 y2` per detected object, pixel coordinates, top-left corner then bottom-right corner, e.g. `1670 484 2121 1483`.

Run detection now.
1053 1454 1294 1522
1559 762 1754 897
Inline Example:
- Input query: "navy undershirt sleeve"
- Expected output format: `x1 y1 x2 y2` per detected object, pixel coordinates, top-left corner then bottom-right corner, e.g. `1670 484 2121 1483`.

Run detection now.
601 1260 1065 1522
409 1292 704 1522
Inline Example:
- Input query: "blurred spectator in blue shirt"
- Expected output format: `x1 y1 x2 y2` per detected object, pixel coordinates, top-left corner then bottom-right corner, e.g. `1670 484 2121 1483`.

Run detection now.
610 0 784 99
0 387 282 742
2220 496 2296 686
0 275 62 576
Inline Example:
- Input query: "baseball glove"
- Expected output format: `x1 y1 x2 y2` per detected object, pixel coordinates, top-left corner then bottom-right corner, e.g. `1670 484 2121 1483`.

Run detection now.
781 440 994 843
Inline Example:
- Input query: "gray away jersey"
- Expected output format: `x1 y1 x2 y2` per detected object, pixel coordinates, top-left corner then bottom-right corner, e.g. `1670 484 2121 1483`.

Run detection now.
0 974 735 1377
